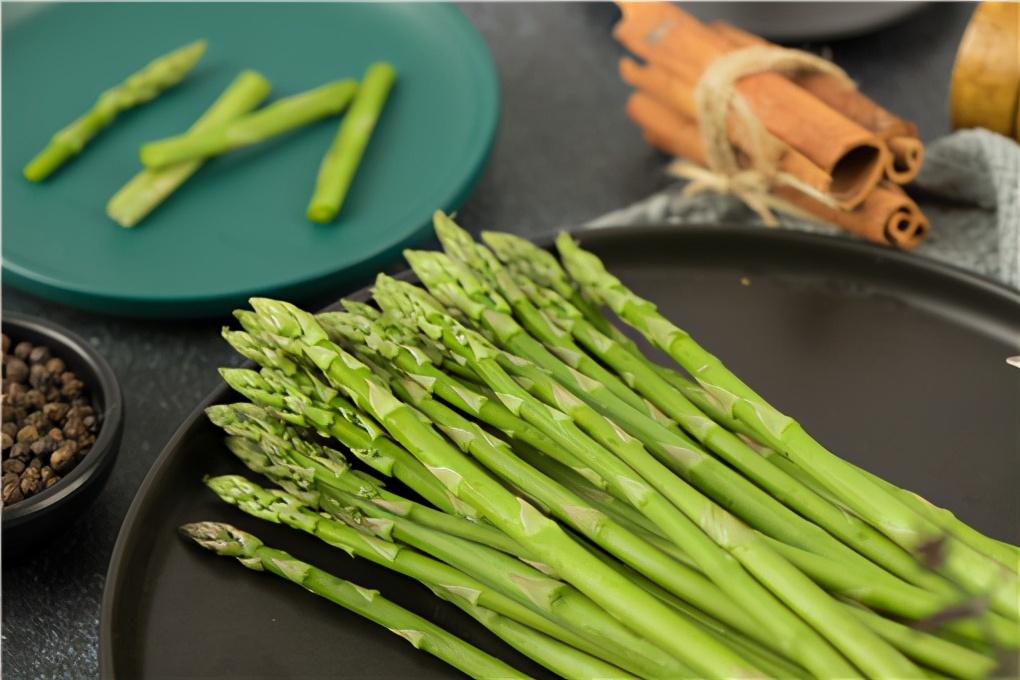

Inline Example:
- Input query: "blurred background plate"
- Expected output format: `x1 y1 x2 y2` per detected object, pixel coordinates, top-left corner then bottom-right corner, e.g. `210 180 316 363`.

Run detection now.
682 1 927 42
2 2 499 317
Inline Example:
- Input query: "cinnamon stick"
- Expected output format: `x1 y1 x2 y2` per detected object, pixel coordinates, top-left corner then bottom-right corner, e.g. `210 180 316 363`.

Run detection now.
620 57 832 196
711 20 924 183
775 182 928 250
614 2 888 208
625 99 928 249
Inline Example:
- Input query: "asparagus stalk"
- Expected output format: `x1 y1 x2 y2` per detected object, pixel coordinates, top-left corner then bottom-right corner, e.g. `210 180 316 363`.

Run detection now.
179 521 525 679
371 277 900 679
220 328 475 520
322 488 687 679
557 232 1020 620
429 213 664 422
485 231 969 598
24 40 207 181
107 70 271 227
307 62 396 223
246 296 760 679
377 363 792 661
206 398 514 556
315 309 607 489
204 475 633 679
140 80 357 168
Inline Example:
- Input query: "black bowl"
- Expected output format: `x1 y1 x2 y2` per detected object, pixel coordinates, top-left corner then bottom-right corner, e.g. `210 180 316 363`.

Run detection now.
2 312 124 555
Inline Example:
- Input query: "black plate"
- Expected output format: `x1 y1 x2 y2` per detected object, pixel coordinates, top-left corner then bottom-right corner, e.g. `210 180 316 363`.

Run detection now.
100 226 1020 679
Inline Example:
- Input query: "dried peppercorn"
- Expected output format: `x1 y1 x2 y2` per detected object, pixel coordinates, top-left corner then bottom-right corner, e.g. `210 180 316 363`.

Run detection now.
1 335 100 506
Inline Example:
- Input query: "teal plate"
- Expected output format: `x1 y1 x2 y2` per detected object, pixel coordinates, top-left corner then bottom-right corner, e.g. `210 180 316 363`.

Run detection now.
2 2 498 317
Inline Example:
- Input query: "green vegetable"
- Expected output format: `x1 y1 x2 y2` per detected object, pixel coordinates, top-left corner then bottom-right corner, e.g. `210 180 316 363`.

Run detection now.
24 40 207 181
374 275 915 679
107 70 271 227
140 80 357 168
245 295 760 680
307 62 396 223
179 521 525 679
557 232 1020 621
204 475 635 679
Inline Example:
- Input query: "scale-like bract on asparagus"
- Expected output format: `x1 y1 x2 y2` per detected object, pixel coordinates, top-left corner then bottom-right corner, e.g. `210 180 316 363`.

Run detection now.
140 80 358 168
107 70 271 227
179 522 526 679
307 62 396 223
24 40 207 181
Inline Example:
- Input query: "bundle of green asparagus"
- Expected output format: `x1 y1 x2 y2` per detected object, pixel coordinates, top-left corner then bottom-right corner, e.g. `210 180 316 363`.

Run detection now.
185 211 1019 679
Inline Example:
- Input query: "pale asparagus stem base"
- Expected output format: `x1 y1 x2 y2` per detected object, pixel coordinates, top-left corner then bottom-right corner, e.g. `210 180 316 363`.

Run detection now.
307 62 396 223
204 475 636 679
246 295 759 679
107 70 271 227
179 522 526 679
140 80 358 168
556 232 1020 621
24 40 207 181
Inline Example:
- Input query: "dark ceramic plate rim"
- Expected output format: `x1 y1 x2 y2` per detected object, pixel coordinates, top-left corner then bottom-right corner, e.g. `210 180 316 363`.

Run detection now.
98 225 1020 678
1 3 499 318
1 312 124 526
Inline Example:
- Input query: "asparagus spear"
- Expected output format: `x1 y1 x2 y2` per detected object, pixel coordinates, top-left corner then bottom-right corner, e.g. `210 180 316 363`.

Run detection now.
140 80 357 168
206 398 510 554
376 363 788 661
321 488 687 679
430 213 664 422
245 296 760 679
204 475 635 679
557 232 1020 621
220 328 476 520
179 521 525 679
370 278 888 679
24 40 207 181
307 62 396 223
107 70 271 227
484 230 969 597
314 309 608 489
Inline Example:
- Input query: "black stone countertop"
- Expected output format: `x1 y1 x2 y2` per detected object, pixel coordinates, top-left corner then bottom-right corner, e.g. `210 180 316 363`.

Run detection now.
1 3 976 677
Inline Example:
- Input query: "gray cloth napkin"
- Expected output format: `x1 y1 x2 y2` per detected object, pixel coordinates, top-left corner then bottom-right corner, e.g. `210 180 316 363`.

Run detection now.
588 129 1020 289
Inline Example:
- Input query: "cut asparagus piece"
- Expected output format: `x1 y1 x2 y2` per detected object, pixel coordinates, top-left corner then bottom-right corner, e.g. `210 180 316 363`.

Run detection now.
140 80 357 168
108 70 271 227
246 295 759 680
307 62 396 223
179 521 525 679
558 232 1020 621
24 40 207 181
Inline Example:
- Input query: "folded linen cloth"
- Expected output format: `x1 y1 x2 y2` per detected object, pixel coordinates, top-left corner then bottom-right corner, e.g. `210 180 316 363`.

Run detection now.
589 129 1020 289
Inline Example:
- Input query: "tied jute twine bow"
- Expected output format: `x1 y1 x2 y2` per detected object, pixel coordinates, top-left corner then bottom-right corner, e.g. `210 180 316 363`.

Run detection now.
667 45 856 226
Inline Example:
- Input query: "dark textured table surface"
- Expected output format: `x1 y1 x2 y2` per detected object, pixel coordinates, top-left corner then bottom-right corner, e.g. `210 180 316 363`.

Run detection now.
2 3 977 677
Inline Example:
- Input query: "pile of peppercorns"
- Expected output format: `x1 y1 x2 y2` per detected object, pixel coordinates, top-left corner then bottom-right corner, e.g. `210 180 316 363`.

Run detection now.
2 333 100 505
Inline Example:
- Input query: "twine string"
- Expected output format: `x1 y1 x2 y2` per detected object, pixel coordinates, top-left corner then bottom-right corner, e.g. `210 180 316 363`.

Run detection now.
675 45 854 225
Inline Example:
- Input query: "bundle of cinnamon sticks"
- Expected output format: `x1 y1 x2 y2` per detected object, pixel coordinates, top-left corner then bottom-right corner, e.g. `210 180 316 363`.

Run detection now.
615 2 929 249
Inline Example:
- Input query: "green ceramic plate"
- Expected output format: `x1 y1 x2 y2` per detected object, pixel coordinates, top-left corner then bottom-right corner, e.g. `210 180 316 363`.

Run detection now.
2 2 499 317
